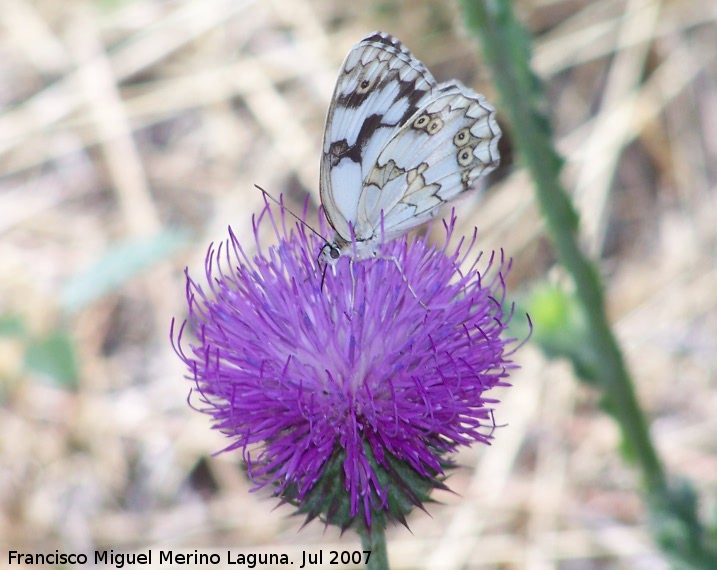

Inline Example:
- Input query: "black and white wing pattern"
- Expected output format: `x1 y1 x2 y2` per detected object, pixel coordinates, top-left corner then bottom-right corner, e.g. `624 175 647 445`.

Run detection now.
319 31 501 262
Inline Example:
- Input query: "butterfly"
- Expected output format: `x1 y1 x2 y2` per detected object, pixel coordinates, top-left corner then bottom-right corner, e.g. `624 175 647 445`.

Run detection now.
319 31 501 264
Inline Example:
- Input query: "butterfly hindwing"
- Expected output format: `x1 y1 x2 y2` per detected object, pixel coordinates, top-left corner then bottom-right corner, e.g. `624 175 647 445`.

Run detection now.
357 82 501 240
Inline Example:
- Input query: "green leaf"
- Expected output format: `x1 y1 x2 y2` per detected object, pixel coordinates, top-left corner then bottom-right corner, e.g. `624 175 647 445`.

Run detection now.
0 314 26 337
525 284 599 384
24 331 79 389
61 228 191 314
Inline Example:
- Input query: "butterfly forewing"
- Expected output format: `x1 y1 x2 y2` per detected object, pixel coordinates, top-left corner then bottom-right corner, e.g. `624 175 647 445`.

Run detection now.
320 33 435 242
319 31 501 260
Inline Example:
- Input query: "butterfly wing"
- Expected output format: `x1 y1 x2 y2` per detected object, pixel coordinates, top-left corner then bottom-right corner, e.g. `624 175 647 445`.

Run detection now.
357 81 501 241
320 32 436 242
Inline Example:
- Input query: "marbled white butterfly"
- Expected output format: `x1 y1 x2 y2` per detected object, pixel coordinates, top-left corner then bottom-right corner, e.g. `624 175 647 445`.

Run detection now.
319 31 501 264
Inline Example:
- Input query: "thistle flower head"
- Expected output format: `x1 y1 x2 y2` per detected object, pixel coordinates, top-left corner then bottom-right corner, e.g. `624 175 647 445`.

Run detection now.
172 198 522 530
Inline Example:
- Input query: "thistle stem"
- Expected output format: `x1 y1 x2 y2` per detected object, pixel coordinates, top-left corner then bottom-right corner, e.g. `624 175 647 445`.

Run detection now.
459 0 666 499
359 525 389 570
457 0 717 567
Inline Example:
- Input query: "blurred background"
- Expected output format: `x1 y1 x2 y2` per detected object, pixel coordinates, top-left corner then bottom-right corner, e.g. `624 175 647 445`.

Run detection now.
0 0 715 568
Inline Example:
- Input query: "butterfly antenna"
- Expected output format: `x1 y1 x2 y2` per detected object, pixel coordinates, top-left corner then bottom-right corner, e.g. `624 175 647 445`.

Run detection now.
254 184 328 244
320 262 328 291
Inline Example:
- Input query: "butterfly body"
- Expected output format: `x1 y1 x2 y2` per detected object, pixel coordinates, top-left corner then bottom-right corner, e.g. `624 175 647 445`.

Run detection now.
319 32 501 265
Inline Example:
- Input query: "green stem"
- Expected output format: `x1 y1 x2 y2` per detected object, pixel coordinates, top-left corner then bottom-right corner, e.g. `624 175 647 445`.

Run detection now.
358 525 389 570
456 1 717 566
458 0 667 497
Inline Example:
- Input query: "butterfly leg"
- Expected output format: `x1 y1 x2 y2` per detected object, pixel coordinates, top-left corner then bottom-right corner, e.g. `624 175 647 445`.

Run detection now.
349 258 359 309
343 253 429 311
384 254 429 311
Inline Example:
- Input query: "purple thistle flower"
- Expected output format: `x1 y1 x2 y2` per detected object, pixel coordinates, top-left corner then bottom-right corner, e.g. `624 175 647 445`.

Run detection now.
172 198 522 530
